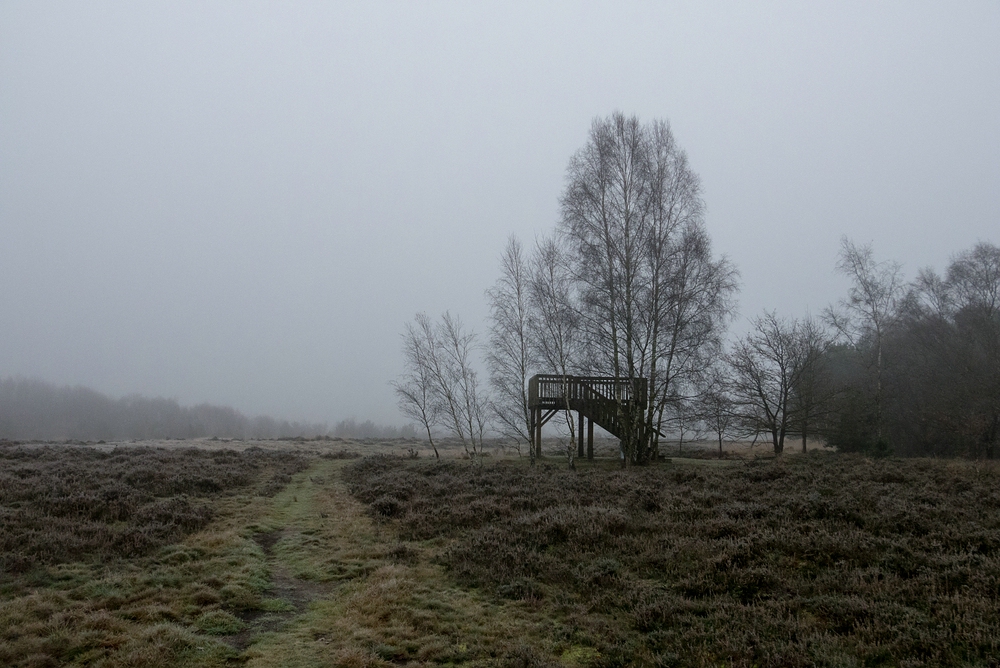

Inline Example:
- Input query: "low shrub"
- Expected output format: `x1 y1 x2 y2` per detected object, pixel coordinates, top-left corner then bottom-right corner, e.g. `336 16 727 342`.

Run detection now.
0 445 310 572
345 454 1000 667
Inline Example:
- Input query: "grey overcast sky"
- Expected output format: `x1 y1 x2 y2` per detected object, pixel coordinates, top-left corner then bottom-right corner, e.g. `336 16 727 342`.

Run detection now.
2 2 998 426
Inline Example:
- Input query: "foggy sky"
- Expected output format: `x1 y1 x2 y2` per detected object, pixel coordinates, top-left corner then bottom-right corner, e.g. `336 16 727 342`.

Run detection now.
2 2 998 426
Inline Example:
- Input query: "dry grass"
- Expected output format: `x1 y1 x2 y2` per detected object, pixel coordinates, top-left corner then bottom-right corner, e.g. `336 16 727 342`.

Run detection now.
0 444 310 571
1 442 564 667
344 453 1000 667
0 444 310 667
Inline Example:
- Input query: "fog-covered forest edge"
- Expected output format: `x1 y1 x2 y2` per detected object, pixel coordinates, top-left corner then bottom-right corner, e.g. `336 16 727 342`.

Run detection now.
0 377 414 441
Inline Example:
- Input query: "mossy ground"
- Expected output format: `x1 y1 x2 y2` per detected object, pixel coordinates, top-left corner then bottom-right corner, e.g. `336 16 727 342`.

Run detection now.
239 458 564 667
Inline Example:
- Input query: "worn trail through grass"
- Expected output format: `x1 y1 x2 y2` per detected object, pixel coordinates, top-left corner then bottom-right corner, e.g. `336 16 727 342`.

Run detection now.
0 449 569 667
241 458 563 667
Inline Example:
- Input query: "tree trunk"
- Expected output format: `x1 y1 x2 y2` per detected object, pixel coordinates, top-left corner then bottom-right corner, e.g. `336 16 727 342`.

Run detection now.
425 424 439 460
984 414 998 460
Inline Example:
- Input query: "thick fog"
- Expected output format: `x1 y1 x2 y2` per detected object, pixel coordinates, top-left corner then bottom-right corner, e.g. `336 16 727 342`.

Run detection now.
2 2 998 426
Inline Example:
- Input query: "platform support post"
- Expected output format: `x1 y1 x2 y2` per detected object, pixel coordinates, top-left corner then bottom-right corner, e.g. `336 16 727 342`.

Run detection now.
587 417 594 460
534 408 543 458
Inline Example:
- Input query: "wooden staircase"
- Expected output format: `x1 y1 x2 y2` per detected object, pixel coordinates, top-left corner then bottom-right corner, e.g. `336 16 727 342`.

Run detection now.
528 375 647 458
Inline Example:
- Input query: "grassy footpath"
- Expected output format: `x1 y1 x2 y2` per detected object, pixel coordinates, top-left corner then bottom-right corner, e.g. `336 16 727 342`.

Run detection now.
242 457 567 667
2 446 855 667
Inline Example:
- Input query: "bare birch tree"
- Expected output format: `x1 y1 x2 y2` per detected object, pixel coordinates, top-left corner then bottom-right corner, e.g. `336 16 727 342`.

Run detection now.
438 312 490 458
824 238 904 441
393 315 441 459
529 236 582 468
394 312 490 459
486 235 536 460
558 112 738 465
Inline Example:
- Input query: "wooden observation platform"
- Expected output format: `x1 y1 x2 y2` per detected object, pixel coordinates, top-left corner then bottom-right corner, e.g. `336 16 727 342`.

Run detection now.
528 374 648 459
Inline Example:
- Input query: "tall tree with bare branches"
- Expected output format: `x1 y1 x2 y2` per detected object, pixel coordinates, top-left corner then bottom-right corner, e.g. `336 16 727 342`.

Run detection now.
558 112 738 465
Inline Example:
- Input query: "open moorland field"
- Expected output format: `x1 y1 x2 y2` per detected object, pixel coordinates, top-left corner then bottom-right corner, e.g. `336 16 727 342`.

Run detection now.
2 439 1000 667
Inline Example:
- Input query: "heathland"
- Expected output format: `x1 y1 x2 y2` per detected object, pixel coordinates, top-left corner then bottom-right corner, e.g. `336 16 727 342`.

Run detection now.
2 438 999 667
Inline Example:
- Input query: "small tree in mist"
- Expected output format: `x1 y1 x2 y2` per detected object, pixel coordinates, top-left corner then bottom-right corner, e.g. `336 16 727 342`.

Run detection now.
529 237 583 469
667 396 703 455
393 314 442 458
695 364 736 458
728 312 817 455
440 312 490 458
395 312 490 459
788 316 834 453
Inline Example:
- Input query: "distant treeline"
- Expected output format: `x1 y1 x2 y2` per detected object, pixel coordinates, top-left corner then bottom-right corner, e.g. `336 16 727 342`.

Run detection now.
0 377 408 442
331 418 417 440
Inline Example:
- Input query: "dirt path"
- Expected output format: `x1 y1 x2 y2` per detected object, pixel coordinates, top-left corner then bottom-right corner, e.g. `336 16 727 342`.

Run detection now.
222 529 334 651
234 458 393 666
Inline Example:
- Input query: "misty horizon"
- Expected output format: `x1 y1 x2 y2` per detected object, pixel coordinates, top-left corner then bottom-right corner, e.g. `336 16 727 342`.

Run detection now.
0 375 422 441
2 3 997 427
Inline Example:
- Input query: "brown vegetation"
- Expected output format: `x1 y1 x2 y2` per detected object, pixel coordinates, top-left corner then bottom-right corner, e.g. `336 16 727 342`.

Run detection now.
0 444 310 572
7 440 1000 667
345 453 1000 666
0 443 316 668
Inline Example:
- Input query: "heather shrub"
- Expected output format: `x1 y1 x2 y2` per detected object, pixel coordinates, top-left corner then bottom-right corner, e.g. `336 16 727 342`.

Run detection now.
0 445 310 572
344 454 1000 667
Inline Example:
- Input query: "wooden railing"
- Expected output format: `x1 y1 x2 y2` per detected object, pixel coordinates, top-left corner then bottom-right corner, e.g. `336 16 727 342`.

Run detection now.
528 375 647 410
